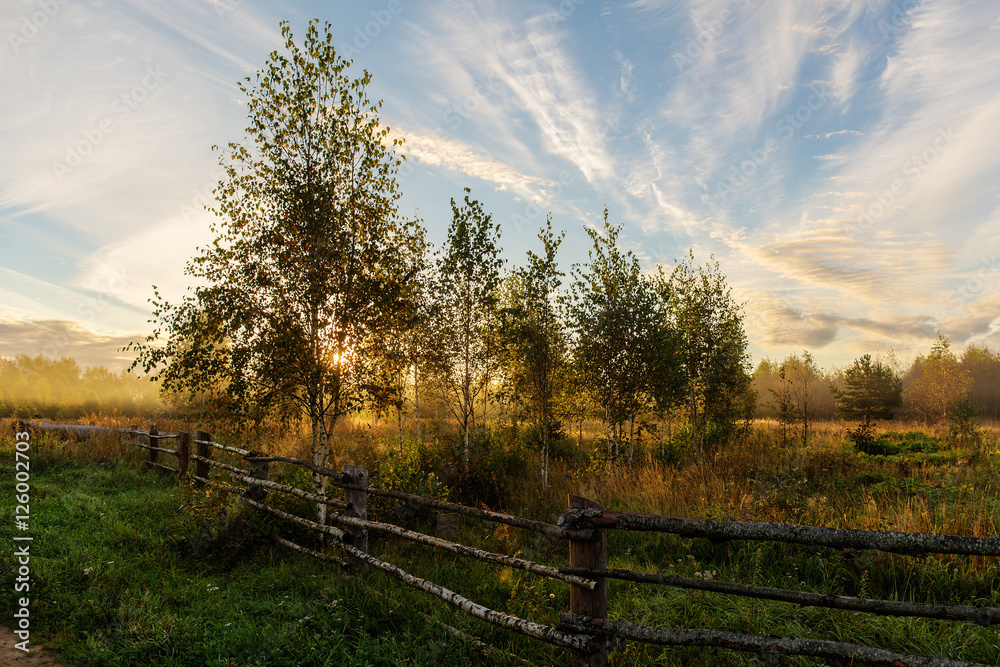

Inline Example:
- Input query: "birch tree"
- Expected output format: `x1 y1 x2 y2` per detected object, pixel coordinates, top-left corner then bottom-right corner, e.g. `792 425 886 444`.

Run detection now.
423 190 504 468
127 20 425 524
667 251 752 457
565 213 659 459
498 219 566 486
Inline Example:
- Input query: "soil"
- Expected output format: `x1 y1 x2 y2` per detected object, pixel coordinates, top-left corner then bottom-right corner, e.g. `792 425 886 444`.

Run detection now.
0 627 62 667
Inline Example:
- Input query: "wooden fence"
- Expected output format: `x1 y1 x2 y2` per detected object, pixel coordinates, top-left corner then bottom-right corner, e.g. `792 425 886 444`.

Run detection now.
15 420 1000 667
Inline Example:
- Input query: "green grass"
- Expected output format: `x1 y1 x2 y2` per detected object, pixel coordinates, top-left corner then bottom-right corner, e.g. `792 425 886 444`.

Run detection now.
3 420 1000 666
0 433 532 666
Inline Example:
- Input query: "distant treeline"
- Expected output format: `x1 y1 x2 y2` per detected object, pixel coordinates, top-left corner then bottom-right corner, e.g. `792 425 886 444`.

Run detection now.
0 354 161 419
753 339 1000 422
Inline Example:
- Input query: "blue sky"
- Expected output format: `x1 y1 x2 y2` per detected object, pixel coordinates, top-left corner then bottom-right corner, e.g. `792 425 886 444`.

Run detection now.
2 0 999 372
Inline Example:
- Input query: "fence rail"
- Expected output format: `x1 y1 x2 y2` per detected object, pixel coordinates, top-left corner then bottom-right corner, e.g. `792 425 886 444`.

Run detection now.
559 508 1000 557
14 420 1000 667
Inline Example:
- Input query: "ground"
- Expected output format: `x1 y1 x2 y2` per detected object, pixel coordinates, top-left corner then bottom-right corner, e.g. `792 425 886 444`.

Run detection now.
0 628 61 667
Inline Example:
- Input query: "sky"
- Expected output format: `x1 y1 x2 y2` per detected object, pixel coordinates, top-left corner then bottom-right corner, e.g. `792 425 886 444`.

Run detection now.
1 0 999 373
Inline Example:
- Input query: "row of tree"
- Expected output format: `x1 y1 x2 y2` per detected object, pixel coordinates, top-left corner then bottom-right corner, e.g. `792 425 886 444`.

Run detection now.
0 354 160 418
753 336 1000 445
126 21 755 498
411 200 752 485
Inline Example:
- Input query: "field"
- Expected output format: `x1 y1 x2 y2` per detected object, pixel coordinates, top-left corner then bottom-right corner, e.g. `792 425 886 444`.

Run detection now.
2 416 999 666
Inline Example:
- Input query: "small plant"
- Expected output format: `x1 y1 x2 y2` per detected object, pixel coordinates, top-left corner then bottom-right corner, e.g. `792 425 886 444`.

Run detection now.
846 417 878 454
373 441 451 524
949 395 982 451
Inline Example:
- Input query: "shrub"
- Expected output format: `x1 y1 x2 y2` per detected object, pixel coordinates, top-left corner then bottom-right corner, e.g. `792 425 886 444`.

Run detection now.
846 417 878 454
373 442 451 524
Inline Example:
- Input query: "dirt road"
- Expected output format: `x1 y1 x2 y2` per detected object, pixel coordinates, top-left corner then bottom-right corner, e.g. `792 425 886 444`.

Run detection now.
0 628 61 667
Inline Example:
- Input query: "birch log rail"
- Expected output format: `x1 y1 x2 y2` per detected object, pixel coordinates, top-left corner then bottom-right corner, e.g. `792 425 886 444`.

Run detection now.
557 614 995 667
558 566 1000 626
558 508 1000 557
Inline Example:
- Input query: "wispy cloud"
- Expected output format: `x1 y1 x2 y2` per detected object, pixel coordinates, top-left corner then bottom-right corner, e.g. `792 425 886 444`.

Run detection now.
390 127 556 201
416 0 615 182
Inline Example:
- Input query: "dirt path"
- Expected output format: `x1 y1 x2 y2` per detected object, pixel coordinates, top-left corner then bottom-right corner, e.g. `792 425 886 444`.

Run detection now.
0 627 62 667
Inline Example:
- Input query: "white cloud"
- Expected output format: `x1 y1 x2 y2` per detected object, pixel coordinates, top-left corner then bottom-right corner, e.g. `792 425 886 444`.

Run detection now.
391 127 556 198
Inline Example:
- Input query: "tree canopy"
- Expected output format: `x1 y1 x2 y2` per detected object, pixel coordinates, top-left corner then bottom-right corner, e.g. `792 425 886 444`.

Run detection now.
834 354 903 421
127 20 424 520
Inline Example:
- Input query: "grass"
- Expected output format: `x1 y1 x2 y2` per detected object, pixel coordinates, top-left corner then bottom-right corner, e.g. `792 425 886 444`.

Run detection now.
2 416 1000 665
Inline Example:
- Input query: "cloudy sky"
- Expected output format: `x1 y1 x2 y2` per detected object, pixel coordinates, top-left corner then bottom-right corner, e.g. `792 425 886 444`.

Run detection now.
2 0 999 372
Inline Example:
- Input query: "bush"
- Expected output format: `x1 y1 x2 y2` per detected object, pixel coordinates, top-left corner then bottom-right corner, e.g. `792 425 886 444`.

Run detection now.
373 440 451 524
847 417 878 454
949 395 981 446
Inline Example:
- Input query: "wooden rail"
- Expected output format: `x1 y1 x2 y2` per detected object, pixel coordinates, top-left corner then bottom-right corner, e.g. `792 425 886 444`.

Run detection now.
14 419 1000 666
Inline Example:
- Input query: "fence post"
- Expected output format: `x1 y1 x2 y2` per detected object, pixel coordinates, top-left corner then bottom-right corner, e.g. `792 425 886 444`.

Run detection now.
568 495 608 667
245 453 269 503
344 465 369 571
148 424 158 467
176 432 191 480
195 431 211 486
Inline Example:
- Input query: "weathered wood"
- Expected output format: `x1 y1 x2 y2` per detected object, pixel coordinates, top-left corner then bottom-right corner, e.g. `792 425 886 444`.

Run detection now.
148 424 159 466
557 614 992 667
327 535 595 652
568 495 608 667
194 431 211 487
151 462 177 474
558 566 1000 626
199 439 251 457
17 421 169 440
328 509 597 589
229 471 349 510
245 454 270 503
438 513 460 540
176 432 190 479
135 442 179 456
191 455 252 477
343 465 369 571
243 453 592 541
558 509 1000 557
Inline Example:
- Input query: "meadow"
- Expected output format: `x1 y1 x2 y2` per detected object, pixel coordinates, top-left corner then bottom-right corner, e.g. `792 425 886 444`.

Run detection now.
2 415 999 666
